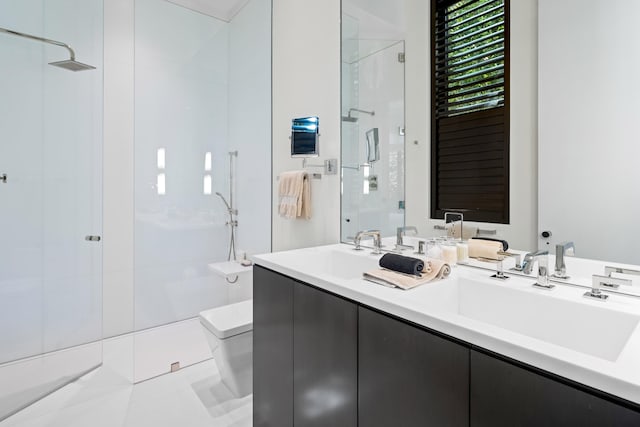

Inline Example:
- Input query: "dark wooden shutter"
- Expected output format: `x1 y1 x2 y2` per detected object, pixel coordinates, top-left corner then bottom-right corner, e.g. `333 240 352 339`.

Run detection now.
431 0 510 224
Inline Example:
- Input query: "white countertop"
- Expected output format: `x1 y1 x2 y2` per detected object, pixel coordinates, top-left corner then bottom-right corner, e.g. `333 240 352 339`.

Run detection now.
253 242 640 405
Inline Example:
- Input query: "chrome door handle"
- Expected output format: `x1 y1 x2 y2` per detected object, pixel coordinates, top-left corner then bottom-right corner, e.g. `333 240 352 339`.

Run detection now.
1 174 6 183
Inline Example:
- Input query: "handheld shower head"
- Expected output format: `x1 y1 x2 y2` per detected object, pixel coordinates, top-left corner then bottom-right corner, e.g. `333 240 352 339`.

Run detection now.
215 192 232 211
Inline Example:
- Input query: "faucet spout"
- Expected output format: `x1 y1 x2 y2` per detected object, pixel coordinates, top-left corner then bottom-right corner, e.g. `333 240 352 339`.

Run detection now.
354 230 382 254
554 241 575 279
523 250 554 289
396 226 418 250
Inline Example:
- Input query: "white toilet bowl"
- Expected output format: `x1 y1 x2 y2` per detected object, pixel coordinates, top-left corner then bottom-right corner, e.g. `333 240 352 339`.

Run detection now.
199 299 253 397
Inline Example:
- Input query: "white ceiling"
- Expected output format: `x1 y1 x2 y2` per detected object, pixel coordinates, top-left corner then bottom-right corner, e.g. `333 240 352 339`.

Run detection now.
166 0 250 22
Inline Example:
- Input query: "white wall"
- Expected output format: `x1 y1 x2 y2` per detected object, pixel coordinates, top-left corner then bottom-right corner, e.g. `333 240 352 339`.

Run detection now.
407 0 538 251
538 0 640 263
103 0 135 339
403 0 429 235
229 0 272 256
271 0 341 251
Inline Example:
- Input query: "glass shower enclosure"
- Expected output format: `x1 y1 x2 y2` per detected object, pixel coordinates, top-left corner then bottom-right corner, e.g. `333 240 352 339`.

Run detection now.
0 0 103 420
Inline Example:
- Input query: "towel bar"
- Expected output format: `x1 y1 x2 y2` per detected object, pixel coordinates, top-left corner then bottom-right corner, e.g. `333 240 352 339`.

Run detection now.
433 224 497 235
277 173 321 180
302 158 338 175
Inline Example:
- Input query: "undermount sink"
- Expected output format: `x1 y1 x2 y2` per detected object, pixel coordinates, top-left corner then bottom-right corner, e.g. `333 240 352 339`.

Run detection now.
422 278 640 362
318 249 380 280
271 246 381 280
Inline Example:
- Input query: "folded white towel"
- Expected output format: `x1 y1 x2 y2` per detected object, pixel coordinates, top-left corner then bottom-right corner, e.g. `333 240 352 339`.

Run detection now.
363 258 451 290
278 170 311 219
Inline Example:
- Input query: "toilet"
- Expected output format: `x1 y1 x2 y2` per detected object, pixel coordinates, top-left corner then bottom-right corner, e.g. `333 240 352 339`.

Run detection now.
199 299 253 397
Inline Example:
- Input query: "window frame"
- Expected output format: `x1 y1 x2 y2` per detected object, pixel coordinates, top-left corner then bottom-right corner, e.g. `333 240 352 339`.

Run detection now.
430 0 510 224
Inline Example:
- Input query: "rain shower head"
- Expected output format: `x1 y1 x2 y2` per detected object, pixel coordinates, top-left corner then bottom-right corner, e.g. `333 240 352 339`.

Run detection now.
342 108 375 122
0 27 96 72
49 59 96 72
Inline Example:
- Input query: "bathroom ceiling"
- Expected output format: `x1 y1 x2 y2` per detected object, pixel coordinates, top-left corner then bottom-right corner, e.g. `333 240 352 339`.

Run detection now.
167 0 250 22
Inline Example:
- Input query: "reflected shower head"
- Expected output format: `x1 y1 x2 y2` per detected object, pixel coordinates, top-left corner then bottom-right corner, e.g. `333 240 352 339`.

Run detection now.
0 27 96 72
49 59 96 72
342 108 375 122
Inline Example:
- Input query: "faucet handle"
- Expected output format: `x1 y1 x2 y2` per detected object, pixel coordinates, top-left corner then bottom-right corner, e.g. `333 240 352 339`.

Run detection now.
584 275 611 300
490 259 510 281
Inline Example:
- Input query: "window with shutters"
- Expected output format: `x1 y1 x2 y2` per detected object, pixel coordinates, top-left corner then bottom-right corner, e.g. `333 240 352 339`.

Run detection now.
431 0 510 223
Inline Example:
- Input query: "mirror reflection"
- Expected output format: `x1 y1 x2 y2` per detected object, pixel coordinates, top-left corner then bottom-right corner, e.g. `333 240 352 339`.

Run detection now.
340 4 406 242
341 0 639 266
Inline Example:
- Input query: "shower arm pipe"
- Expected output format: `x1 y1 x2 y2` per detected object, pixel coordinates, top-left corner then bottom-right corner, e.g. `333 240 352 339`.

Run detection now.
349 108 375 116
0 27 77 60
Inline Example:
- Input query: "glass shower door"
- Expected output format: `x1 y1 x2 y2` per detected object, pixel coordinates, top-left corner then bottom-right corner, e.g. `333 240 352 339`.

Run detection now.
0 0 103 420
341 31 406 241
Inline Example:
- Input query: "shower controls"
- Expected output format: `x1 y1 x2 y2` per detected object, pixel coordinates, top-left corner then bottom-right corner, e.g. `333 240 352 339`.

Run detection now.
85 235 101 242
0 174 6 183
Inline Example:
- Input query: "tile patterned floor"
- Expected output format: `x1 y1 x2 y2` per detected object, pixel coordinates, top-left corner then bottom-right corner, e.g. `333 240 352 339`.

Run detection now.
0 359 251 427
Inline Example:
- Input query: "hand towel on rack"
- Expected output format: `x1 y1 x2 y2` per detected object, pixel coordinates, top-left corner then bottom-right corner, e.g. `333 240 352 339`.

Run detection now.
278 170 311 220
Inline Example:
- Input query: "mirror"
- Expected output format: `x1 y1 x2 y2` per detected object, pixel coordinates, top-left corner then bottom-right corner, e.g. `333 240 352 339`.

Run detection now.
340 3 406 242
538 0 640 264
291 116 320 157
341 0 639 265
365 128 380 163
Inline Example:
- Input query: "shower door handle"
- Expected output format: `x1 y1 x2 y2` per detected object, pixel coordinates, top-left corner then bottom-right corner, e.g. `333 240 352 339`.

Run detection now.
85 235 101 242
1 174 6 183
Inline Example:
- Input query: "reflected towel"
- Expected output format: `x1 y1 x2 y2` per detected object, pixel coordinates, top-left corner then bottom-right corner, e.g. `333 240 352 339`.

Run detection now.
363 258 451 290
468 239 504 260
278 170 311 219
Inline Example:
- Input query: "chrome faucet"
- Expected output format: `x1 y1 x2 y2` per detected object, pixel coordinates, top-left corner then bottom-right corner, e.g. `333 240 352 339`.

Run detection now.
553 241 575 279
522 250 554 289
354 230 382 254
396 226 418 251
585 275 611 301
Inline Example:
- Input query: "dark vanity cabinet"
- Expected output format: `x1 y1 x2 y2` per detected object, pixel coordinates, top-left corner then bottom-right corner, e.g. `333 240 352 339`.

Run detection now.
293 282 358 426
253 265 357 427
470 350 640 427
254 265 640 426
253 265 294 427
358 306 469 427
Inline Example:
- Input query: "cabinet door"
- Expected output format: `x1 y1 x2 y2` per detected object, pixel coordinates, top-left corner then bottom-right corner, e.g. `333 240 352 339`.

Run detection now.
470 349 640 427
358 306 469 427
253 266 294 427
293 283 358 427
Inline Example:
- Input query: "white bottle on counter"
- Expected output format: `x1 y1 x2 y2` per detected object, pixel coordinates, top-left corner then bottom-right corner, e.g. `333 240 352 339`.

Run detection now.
442 240 458 264
456 241 469 264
